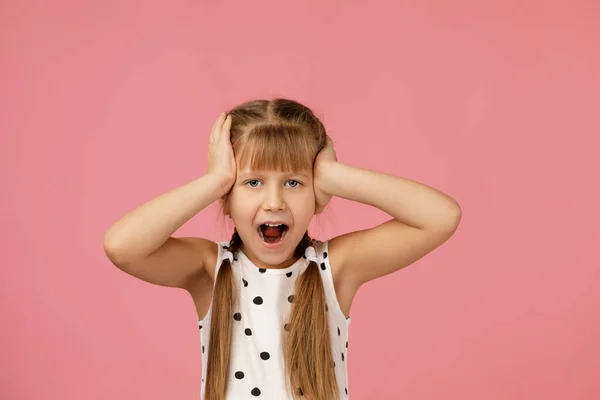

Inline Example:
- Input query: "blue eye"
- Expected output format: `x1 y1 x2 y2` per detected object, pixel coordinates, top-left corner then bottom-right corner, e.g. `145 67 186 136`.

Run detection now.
245 180 302 188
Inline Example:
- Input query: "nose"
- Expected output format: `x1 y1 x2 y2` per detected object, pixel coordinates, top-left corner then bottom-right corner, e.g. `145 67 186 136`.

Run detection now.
261 185 286 211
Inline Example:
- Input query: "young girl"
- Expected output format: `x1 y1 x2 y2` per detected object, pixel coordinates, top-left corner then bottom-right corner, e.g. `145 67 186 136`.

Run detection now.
103 98 461 400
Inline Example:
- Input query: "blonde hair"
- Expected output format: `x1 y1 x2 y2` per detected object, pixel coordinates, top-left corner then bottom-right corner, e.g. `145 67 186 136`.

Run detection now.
204 98 339 400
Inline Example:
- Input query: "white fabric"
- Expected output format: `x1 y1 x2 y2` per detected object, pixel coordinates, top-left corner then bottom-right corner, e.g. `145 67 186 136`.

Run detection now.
197 239 351 399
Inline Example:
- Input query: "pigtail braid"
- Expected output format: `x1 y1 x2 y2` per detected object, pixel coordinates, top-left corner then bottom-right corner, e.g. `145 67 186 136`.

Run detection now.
283 236 340 400
204 229 242 400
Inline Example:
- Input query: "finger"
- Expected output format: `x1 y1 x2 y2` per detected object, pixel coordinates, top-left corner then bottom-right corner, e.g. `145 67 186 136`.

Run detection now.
213 112 225 133
212 112 223 134
221 115 232 139
211 112 225 141
217 112 229 136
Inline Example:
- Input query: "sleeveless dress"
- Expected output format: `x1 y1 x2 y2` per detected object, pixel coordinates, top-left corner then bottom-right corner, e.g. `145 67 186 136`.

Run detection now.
197 239 351 399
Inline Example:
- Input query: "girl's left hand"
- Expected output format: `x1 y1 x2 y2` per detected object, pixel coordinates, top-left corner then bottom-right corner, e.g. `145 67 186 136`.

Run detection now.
313 135 337 214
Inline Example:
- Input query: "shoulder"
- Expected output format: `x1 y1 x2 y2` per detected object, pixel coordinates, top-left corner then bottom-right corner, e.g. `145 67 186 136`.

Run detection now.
208 239 237 278
308 238 327 261
194 238 229 281
310 238 341 281
310 238 325 253
311 237 357 319
319 235 360 292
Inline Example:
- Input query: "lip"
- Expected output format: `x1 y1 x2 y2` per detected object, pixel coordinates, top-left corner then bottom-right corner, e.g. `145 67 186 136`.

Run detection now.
256 220 290 228
256 225 289 249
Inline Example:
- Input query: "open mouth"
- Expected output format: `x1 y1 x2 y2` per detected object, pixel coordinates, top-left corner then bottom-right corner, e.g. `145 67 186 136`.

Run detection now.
257 224 289 244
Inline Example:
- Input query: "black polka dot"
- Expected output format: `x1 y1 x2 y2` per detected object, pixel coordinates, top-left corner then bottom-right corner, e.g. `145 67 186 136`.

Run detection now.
234 312 242 321
202 345 204 353
288 295 295 303
251 387 261 396
202 378 204 382
320 262 326 270
346 341 348 348
333 361 336 368
199 325 202 330
260 351 270 360
253 296 263 305
235 371 245 379
245 328 252 336
233 257 238 261
259 268 267 273
286 271 293 277
323 252 328 259
345 387 348 395
337 327 340 336
341 352 345 362
284 323 289 331
326 304 329 312
242 278 248 287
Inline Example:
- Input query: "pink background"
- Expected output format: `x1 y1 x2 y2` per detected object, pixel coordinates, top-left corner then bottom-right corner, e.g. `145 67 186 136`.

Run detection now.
2 0 599 399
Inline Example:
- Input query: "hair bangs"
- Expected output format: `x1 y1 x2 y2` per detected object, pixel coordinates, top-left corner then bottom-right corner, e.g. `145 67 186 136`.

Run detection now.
236 124 316 174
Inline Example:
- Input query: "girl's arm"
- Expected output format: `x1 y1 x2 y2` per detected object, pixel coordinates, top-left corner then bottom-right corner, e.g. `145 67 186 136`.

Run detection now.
320 161 460 230
319 161 461 287
104 174 230 264
103 174 231 290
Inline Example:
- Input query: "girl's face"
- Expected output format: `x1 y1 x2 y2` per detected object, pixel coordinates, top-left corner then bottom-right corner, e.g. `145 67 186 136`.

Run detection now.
226 164 316 269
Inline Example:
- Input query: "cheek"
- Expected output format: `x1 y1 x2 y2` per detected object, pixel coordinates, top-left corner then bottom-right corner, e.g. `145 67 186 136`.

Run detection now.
228 188 248 206
291 195 317 219
228 194 257 220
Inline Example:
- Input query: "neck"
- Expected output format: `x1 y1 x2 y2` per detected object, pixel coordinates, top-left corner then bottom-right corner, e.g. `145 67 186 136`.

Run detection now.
240 244 299 270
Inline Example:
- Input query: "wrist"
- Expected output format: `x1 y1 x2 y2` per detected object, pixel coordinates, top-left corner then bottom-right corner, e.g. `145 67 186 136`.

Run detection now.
316 161 340 196
205 173 235 197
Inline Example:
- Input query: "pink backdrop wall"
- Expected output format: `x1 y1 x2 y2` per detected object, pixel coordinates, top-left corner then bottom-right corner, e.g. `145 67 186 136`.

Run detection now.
2 0 599 398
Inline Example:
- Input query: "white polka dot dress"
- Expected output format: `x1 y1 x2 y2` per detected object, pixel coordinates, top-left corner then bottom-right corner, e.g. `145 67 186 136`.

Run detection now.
197 239 351 399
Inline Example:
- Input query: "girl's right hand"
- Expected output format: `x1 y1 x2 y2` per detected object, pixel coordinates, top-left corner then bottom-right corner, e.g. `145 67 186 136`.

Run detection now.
207 112 237 192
